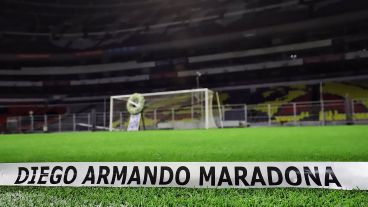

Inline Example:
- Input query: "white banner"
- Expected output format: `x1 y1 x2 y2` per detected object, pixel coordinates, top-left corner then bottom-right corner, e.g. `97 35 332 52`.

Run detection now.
0 162 368 190
127 114 141 131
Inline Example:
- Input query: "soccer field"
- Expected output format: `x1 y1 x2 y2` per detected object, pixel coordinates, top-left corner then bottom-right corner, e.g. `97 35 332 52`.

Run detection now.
0 126 368 206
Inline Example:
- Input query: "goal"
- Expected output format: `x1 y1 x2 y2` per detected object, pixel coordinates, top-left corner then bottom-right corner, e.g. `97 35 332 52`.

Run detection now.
109 88 220 131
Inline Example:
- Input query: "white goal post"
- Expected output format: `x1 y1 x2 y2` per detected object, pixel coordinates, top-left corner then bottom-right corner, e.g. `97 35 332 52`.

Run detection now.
109 88 221 131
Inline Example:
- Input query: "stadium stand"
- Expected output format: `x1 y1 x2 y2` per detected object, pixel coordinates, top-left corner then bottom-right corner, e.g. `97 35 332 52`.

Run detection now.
0 0 368 132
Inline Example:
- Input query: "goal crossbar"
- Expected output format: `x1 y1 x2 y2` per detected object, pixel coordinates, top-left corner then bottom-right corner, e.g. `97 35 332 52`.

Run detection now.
111 88 210 99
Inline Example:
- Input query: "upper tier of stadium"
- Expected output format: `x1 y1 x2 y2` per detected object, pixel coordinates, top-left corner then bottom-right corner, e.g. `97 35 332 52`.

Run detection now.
0 0 367 110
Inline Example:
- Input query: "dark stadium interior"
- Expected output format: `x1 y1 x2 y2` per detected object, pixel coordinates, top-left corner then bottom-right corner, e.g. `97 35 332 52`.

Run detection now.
2 2 368 205
1 0 368 132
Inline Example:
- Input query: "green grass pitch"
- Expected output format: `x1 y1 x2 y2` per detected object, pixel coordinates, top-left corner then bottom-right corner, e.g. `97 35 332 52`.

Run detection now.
0 125 368 206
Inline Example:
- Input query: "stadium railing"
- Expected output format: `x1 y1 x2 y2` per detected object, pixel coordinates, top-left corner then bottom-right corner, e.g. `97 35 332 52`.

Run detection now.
2 98 368 134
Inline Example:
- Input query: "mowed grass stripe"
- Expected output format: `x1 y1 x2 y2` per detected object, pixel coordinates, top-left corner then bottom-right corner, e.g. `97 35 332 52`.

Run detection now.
0 187 367 207
0 125 367 162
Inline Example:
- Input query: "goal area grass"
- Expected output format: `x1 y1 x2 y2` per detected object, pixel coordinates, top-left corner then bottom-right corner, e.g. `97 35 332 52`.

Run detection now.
0 125 368 206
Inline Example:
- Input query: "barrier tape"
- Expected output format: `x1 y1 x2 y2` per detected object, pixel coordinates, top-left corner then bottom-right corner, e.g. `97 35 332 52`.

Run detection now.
0 162 367 190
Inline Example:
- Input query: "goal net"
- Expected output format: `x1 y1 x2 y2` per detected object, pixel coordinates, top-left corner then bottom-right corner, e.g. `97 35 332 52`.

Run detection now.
109 88 219 131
